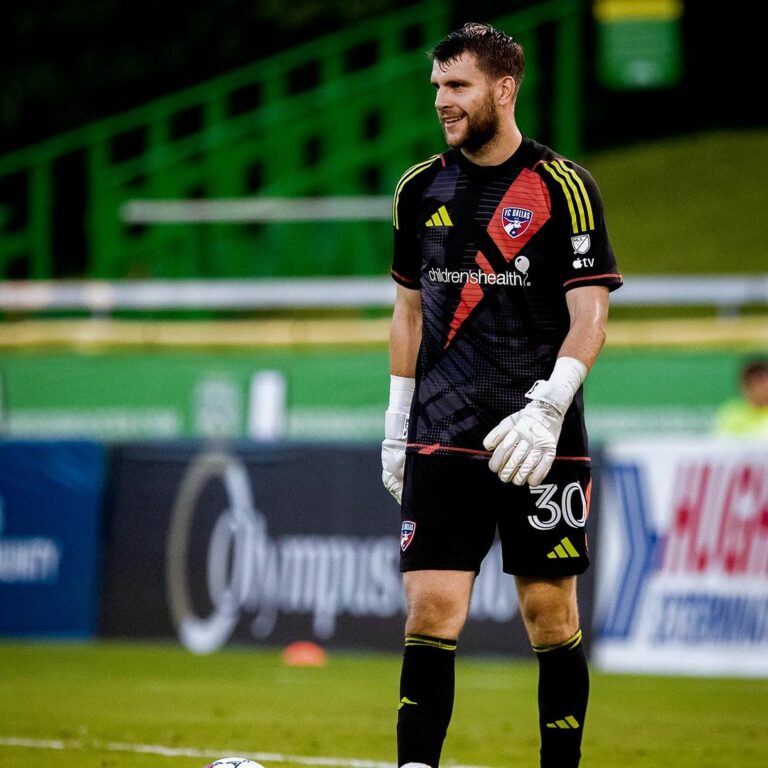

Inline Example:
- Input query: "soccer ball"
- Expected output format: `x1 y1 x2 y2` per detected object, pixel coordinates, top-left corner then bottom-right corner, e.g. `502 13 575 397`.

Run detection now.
205 759 265 768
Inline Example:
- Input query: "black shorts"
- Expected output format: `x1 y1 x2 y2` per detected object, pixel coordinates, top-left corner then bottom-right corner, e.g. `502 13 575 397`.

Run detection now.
400 453 592 578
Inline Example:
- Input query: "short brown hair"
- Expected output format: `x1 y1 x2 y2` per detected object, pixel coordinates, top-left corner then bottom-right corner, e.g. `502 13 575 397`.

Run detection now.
742 359 768 384
430 22 524 90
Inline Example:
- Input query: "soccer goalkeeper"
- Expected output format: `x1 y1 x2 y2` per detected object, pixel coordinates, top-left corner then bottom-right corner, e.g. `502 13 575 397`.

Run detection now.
382 22 622 768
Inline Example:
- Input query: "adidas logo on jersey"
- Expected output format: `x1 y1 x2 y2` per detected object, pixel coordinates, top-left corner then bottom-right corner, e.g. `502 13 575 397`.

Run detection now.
546 537 580 559
425 205 453 227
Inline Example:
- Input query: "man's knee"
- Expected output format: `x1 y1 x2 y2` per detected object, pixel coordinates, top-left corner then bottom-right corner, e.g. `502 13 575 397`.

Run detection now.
404 570 474 638
516 576 580 646
406 591 464 636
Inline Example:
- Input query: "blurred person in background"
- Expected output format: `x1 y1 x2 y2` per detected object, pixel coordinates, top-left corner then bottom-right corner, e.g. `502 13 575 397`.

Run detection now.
381 22 621 768
714 359 768 437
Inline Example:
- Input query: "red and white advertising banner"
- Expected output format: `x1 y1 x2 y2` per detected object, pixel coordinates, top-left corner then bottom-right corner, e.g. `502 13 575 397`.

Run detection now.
594 438 768 676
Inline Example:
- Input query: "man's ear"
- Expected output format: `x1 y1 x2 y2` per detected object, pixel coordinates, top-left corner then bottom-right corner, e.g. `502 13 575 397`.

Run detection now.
497 75 516 106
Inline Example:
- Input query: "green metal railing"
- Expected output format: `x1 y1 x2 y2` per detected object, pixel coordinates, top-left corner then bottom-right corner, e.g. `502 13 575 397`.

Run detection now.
0 0 583 280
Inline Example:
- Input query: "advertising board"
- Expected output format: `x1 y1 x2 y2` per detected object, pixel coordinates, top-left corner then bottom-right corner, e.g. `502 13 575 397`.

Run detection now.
0 441 105 637
0 348 744 442
595 439 768 676
100 443 598 655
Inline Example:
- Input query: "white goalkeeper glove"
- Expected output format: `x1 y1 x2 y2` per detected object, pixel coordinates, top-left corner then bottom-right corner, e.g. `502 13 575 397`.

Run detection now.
382 375 415 504
483 357 587 486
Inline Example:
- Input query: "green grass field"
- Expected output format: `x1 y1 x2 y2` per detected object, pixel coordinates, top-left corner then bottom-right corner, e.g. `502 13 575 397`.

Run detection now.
1 642 767 768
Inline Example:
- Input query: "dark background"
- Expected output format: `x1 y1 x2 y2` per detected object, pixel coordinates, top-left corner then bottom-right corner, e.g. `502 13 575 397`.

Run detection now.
2 1 764 156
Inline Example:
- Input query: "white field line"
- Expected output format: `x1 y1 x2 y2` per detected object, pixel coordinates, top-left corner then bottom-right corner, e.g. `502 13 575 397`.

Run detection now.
0 735 493 768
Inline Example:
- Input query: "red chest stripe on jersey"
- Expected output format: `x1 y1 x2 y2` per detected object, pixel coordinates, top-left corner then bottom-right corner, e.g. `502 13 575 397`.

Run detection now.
446 250 488 346
487 168 551 261
444 170 551 348
475 251 495 275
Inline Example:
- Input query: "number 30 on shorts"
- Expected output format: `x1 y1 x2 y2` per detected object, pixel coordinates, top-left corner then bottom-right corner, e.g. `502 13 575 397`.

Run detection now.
527 483 587 530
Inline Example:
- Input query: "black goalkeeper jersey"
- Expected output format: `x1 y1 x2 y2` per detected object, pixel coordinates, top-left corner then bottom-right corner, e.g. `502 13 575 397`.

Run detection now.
391 137 622 463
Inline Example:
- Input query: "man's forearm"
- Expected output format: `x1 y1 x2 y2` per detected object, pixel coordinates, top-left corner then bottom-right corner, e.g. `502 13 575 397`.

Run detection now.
382 285 422 503
558 286 609 371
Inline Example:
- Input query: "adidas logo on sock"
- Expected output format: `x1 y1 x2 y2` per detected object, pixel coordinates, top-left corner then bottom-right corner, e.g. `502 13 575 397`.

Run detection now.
546 715 581 729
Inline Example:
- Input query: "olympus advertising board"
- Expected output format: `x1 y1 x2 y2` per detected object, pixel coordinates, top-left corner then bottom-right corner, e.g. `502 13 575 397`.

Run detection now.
101 443 598 655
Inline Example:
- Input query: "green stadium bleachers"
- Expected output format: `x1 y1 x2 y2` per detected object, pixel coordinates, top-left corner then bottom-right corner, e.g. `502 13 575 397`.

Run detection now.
0 0 583 280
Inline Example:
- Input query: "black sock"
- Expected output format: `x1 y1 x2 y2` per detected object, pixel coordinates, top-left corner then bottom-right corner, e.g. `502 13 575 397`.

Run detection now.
397 634 457 767
534 629 589 768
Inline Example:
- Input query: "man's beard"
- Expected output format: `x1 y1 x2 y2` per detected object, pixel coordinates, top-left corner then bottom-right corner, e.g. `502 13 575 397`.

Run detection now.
445 95 500 152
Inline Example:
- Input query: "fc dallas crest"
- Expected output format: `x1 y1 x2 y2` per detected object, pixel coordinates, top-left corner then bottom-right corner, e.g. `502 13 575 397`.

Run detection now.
502 206 534 238
401 521 416 551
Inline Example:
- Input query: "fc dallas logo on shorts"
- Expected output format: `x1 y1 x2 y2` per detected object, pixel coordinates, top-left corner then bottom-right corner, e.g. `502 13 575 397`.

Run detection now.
502 206 533 238
401 521 416 551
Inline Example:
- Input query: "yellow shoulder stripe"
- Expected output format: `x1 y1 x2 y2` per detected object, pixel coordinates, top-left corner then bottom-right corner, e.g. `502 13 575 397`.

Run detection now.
554 160 595 230
393 155 440 229
551 161 588 232
541 163 578 233
541 160 595 234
